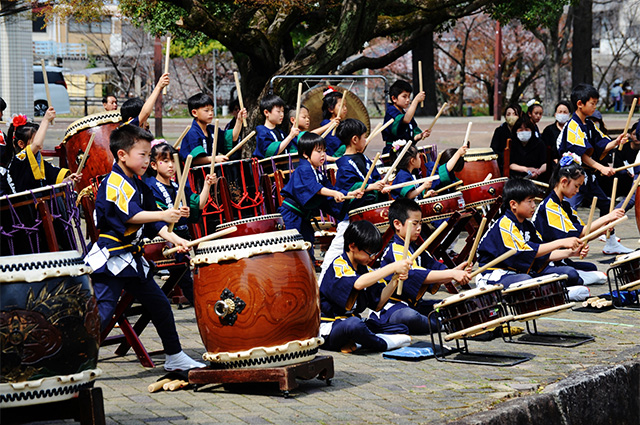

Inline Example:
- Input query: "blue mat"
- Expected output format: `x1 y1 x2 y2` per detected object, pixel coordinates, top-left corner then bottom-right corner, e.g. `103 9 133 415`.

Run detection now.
382 341 450 361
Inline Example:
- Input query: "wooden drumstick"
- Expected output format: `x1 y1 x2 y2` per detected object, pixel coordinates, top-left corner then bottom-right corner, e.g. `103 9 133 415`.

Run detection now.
428 103 448 131
580 196 598 259
173 153 182 187
484 173 492 181
294 83 302 129
469 250 517 280
463 122 472 146
167 380 189 391
466 216 487 268
75 133 94 176
163 35 171 95
429 152 443 177
612 161 640 173
210 119 219 173
385 175 440 191
226 130 255 158
365 119 394 151
618 97 637 150
579 215 628 244
40 59 53 124
622 175 640 210
360 152 382 192
163 380 182 391
418 60 424 108
382 141 412 184
233 72 248 127
531 180 550 188
435 180 463 194
606 177 618 238
173 125 190 149
397 221 413 295
168 155 192 232
148 378 172 393
332 90 347 136
163 225 238 257
364 122 383 149
321 120 338 138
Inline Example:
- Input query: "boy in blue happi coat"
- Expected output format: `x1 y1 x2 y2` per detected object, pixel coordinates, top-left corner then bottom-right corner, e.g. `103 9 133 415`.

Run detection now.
381 80 431 154
252 94 299 159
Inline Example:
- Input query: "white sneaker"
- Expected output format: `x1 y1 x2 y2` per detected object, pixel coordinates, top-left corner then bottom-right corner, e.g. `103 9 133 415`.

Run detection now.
603 235 634 255
377 333 412 350
576 270 607 285
567 286 590 302
164 351 206 371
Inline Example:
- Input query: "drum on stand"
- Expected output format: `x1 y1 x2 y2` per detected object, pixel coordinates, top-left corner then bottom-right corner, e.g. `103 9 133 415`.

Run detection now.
348 200 394 232
0 182 100 407
455 148 501 185
458 178 508 209
417 191 465 223
60 111 121 190
191 230 322 368
607 251 640 308
502 274 574 321
216 214 285 237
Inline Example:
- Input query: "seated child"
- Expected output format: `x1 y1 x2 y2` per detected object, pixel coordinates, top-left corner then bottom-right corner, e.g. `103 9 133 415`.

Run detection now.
278 133 359 259
145 141 216 304
181 93 245 165
476 178 590 301
84 124 205 371
318 118 388 281
120 72 170 130
320 220 412 352
533 154 624 285
381 80 430 154
376 199 471 334
319 88 347 159
252 94 299 159
7 108 81 193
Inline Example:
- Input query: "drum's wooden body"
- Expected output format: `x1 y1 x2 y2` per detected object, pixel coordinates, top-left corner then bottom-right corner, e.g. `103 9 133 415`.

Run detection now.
61 111 121 190
459 178 507 209
192 230 322 368
348 200 394 231
502 274 574 321
455 148 501 185
609 250 640 291
417 192 465 222
216 214 285 237
0 251 101 407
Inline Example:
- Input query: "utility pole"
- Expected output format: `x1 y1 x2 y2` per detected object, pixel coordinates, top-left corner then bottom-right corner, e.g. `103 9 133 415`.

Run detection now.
493 22 502 121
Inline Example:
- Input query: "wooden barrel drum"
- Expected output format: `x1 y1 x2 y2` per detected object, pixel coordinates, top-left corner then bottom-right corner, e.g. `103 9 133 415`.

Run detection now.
455 148 501 185
502 274 574 321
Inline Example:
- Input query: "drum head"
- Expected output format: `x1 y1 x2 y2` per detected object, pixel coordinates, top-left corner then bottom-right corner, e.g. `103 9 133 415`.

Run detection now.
502 273 567 294
301 86 370 133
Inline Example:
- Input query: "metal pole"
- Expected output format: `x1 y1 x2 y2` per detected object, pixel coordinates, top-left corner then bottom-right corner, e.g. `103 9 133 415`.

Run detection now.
213 49 217 117
493 22 502 121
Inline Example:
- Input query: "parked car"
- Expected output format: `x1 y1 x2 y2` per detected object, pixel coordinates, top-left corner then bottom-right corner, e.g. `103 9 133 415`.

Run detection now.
33 65 71 116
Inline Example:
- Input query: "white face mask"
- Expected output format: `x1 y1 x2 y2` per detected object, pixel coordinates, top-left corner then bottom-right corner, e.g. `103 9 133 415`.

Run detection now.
555 113 570 124
517 131 532 143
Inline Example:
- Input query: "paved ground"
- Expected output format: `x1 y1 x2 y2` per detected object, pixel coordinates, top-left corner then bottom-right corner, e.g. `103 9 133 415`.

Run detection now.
27 115 640 424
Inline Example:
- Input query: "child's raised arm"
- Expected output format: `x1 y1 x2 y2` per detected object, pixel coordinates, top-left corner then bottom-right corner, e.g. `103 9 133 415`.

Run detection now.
403 91 426 124
198 173 217 209
446 145 468 172
30 107 56 155
139 73 170 127
276 126 300 155
232 109 247 142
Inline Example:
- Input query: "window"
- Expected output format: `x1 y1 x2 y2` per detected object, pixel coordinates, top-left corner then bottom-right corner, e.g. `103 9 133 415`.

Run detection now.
33 14 47 33
68 17 111 34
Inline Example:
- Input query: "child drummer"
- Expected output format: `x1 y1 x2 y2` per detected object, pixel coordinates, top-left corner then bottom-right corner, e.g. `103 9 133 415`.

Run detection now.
320 220 412 353
382 80 431 154
84 124 205 371
476 178 590 301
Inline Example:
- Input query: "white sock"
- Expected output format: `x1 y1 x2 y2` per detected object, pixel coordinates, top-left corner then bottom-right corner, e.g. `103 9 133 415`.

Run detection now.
376 333 412 350
567 286 590 302
577 270 607 286
164 351 206 371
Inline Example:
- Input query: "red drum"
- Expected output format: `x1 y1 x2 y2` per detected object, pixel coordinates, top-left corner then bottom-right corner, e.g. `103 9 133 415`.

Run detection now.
434 285 512 341
61 111 121 190
502 274 574 321
608 250 640 292
192 230 322 368
459 177 508 209
0 182 86 256
455 148 501 185
417 191 465 222
216 214 285 237
142 237 179 269
348 200 394 232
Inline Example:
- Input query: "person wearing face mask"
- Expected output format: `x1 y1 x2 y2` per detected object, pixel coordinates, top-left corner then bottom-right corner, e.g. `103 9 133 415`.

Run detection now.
491 103 522 172
542 100 572 162
508 116 547 180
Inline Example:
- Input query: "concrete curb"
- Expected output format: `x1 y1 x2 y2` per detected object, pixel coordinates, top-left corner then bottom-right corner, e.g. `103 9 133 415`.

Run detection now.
448 360 640 425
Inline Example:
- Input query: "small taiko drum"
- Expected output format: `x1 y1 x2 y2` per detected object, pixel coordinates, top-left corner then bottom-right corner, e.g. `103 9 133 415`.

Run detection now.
434 285 513 341
608 250 640 292
502 274 574 321
417 191 465 223
216 214 285 237
191 230 322 368
459 177 508 209
348 200 394 232
258 152 300 177
455 148 501 185
142 237 181 269
0 250 101 407
61 111 121 190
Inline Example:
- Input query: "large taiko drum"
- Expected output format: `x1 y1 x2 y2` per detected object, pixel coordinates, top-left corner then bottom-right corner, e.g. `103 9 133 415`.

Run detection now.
459 177 508 209
216 214 285 237
61 111 121 190
191 230 322 368
502 274 574 321
455 148 501 185
417 191 465 222
434 285 513 341
348 200 394 232
0 182 100 407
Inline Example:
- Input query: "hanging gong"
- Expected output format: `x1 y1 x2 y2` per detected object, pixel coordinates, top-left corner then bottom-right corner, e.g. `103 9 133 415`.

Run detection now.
301 86 371 134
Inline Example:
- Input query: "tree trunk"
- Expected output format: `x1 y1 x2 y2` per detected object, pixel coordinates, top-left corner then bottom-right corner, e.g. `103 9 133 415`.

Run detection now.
412 31 437 116
572 0 593 86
